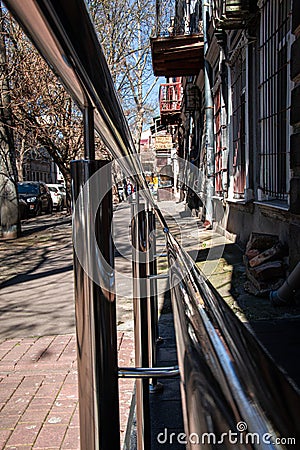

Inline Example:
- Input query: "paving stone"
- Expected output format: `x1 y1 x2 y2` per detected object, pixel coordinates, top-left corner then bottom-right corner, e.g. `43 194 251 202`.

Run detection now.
5 422 42 447
0 429 12 448
46 412 73 425
20 409 48 424
35 384 62 399
5 445 32 450
0 415 21 430
68 409 79 428
60 426 80 450
33 423 67 448
1 396 32 417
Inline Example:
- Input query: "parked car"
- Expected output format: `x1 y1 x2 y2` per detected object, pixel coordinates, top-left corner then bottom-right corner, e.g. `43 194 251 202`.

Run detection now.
47 184 66 209
17 181 53 216
47 185 63 211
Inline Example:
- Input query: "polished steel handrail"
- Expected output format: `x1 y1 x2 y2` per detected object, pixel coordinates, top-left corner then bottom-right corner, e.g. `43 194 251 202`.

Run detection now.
4 1 300 450
166 231 300 448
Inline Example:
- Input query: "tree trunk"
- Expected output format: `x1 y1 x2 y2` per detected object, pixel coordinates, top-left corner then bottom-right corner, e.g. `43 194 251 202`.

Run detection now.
0 4 20 238
16 137 25 181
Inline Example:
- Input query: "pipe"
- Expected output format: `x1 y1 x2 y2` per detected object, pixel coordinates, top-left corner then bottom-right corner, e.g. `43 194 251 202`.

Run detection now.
270 261 300 306
83 100 95 160
168 239 300 447
202 0 215 225
185 0 190 34
147 209 163 392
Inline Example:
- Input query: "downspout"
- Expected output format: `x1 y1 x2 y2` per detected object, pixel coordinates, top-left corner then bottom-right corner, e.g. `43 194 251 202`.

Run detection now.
202 0 214 225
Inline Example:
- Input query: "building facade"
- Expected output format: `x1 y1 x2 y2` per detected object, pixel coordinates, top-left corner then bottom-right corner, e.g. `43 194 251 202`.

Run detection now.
22 147 62 184
151 0 300 269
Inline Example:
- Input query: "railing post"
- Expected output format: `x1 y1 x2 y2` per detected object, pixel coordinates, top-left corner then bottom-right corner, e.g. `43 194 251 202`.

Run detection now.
71 159 120 450
131 197 151 450
147 209 162 392
83 101 95 160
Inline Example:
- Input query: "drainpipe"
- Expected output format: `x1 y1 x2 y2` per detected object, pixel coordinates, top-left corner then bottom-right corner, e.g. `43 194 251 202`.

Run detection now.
202 0 214 225
270 262 300 306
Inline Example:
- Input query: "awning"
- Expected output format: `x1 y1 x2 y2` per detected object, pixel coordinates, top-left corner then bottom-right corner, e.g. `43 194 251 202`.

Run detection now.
150 34 204 77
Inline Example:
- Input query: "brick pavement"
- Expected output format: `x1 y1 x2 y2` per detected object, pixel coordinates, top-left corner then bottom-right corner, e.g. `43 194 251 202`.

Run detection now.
0 212 137 449
0 332 135 449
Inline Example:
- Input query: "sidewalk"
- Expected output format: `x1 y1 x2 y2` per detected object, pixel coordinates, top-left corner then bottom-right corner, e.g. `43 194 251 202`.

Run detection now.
0 332 134 449
0 212 135 449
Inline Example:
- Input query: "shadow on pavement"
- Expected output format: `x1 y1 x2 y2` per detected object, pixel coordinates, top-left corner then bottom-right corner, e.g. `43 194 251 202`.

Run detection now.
20 215 71 237
0 219 75 339
0 264 73 288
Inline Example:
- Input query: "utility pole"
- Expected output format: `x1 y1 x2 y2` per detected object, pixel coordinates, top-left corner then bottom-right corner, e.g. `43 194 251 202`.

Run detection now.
0 3 20 238
202 0 214 225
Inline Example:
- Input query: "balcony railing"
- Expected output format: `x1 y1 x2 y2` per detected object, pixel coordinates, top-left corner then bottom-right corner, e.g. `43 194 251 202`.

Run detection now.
159 82 182 116
212 0 257 29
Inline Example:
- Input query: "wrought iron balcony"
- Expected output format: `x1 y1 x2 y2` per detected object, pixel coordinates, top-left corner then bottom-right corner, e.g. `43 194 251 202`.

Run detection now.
159 82 182 124
212 0 257 29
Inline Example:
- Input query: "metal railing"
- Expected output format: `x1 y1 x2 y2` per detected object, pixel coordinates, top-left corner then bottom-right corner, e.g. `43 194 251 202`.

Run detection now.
212 0 255 29
4 1 300 449
159 82 182 115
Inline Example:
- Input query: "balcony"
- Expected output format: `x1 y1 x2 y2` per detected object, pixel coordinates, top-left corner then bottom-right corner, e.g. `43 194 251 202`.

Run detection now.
212 0 257 29
159 82 182 124
150 34 204 77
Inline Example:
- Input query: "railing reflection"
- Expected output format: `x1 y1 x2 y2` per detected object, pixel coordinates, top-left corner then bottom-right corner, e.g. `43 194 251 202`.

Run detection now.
167 231 300 448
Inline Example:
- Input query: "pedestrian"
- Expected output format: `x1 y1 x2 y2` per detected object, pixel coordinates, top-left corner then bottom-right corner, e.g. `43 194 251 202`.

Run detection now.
126 180 134 203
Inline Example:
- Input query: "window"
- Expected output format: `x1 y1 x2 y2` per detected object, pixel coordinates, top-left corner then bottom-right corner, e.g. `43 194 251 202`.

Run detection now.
214 87 223 193
259 0 291 201
231 47 246 197
214 84 227 195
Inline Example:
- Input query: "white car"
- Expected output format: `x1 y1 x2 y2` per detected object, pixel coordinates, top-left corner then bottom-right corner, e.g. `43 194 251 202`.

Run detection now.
47 184 64 210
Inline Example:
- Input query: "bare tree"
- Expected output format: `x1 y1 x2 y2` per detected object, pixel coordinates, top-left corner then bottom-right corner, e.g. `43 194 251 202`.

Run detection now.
0 0 169 224
87 0 159 147
2 10 86 208
0 3 19 238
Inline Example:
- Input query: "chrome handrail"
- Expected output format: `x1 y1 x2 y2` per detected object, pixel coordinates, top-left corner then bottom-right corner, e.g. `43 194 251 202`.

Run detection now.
167 233 300 448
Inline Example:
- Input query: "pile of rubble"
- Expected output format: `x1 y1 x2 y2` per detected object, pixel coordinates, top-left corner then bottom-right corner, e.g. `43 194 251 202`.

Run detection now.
244 233 288 296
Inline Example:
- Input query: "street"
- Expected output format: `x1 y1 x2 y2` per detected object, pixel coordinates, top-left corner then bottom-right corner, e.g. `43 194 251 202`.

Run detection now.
0 212 74 339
